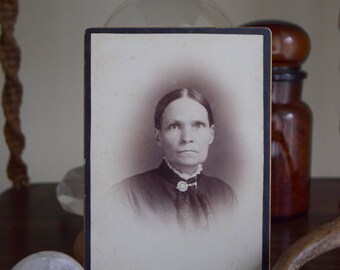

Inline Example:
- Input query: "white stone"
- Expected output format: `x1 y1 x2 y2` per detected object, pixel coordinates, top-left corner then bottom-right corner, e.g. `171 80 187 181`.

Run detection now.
56 166 84 216
12 251 83 270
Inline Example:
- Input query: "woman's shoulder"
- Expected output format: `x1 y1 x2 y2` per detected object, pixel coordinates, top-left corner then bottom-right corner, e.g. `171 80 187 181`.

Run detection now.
115 167 165 196
200 174 232 189
119 168 158 182
200 174 236 205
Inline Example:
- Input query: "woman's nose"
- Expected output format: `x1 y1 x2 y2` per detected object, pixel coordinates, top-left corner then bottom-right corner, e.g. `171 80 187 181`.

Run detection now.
181 127 194 143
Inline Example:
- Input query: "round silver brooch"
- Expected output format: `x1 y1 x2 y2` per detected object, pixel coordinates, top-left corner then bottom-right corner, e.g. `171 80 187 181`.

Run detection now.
176 181 188 192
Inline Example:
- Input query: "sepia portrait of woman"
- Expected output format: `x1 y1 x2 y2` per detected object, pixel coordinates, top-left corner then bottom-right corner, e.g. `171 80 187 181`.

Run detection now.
115 88 236 230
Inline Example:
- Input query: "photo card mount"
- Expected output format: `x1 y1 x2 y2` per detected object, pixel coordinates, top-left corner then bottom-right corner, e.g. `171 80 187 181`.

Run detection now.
85 27 271 270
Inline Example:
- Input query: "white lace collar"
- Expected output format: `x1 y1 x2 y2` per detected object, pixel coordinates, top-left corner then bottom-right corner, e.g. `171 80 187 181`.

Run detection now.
164 158 203 180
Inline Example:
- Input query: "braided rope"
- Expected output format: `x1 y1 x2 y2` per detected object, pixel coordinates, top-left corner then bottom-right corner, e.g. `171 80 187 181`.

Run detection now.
0 0 29 189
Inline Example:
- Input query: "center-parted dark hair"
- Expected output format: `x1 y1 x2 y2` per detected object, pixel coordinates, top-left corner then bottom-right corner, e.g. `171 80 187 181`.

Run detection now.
154 88 214 129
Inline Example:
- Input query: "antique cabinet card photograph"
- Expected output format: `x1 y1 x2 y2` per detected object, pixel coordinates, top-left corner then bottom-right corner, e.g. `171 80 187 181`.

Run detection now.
85 28 271 270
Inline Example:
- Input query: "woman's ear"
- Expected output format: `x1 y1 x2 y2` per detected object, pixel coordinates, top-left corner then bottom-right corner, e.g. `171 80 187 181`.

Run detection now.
209 125 215 144
154 129 162 147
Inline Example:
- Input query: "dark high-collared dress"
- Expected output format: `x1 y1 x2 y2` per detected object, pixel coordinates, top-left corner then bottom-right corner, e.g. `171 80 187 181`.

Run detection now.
115 161 235 229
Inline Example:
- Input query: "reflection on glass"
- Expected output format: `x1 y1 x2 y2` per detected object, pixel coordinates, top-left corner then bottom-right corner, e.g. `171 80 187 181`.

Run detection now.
105 0 232 27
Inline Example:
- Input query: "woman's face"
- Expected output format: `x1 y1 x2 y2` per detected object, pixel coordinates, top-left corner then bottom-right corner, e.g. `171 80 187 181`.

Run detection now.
155 97 215 174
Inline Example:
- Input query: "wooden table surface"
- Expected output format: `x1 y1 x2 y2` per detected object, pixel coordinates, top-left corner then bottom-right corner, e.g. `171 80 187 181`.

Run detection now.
0 183 83 269
271 178 340 269
0 179 339 270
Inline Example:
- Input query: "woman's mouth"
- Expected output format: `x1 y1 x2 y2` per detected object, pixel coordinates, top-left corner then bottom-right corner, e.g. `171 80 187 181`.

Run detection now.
178 150 198 153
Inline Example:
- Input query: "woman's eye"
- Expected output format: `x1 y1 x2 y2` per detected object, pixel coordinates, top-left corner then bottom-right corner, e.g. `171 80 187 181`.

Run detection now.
193 122 205 128
169 123 180 130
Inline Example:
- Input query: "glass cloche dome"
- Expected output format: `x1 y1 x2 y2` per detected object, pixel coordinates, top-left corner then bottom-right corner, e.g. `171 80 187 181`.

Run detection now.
105 0 232 27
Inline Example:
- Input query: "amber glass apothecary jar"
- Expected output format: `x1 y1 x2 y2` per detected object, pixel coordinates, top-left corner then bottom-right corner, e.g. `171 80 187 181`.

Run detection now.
271 71 312 219
244 20 313 220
